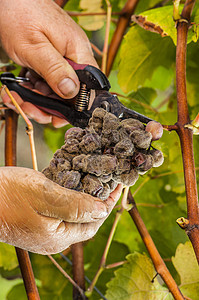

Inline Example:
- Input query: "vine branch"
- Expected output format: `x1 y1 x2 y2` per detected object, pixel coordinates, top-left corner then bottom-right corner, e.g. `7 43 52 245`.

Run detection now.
128 191 185 300
4 110 40 300
175 0 199 263
71 243 87 300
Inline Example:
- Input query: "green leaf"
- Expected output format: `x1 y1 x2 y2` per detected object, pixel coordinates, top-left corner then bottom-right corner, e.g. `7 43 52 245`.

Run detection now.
44 124 71 153
105 252 173 300
190 1 199 43
30 253 73 299
0 276 22 300
172 242 199 284
64 0 80 11
118 25 175 94
133 4 199 44
0 243 18 271
7 284 27 300
78 0 106 31
144 65 174 91
172 242 199 300
134 6 179 44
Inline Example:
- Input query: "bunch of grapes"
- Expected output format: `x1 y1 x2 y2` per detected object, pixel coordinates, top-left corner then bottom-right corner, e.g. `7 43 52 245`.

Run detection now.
42 108 164 200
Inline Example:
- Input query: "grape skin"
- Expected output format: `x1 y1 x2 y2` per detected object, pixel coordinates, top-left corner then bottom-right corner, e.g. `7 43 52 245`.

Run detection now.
145 121 163 141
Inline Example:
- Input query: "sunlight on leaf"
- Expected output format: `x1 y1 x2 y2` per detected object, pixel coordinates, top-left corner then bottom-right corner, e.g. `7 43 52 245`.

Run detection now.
0 276 22 300
133 4 199 44
0 243 18 271
133 6 179 45
78 0 106 31
105 252 173 300
172 242 199 300
118 26 175 94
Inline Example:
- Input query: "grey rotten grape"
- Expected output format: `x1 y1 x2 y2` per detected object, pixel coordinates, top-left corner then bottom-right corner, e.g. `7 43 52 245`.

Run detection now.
42 108 164 200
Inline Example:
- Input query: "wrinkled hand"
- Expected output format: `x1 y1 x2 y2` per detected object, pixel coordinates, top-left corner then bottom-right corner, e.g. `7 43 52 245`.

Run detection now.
0 167 122 255
0 0 97 127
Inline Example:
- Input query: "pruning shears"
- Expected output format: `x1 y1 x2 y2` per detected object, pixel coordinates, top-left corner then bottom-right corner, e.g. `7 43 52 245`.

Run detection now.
0 59 152 128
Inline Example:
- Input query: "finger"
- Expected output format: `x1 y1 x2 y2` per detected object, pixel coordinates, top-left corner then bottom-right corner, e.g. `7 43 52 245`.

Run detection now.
1 89 23 107
20 102 52 124
1 89 55 124
103 184 123 213
41 5 98 67
52 116 69 128
21 35 80 99
34 80 52 95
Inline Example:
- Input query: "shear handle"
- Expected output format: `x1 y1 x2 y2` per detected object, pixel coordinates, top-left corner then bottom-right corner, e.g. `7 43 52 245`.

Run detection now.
0 73 91 128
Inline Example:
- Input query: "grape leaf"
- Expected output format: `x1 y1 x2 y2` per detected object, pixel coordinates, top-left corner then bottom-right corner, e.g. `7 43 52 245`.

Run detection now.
105 252 173 300
118 26 175 94
133 6 179 45
64 0 80 11
0 276 22 300
0 243 18 271
172 242 199 300
133 4 199 44
7 284 27 300
186 42 199 109
78 0 106 31
144 65 174 91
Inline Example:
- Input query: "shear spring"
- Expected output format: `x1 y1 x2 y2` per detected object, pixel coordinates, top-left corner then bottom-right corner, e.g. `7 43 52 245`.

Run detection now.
75 83 90 112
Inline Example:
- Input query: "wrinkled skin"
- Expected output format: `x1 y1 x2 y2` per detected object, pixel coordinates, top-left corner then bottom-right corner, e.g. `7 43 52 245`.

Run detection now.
0 0 98 127
0 167 122 254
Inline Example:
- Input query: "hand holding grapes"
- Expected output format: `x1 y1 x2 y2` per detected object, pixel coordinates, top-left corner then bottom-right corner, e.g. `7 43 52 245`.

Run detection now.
0 167 122 254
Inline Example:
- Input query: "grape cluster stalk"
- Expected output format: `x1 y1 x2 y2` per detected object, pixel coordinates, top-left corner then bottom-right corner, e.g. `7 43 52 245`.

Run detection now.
42 108 164 200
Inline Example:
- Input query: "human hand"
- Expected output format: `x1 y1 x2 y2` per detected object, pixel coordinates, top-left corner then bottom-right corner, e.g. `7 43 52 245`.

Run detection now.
0 167 122 255
0 0 97 127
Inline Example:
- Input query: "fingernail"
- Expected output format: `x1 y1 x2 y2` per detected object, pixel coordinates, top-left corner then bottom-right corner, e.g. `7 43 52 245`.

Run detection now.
92 202 108 219
58 78 77 97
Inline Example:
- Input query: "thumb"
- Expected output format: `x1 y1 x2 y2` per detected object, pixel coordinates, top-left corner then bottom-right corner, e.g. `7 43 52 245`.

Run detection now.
22 37 80 99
